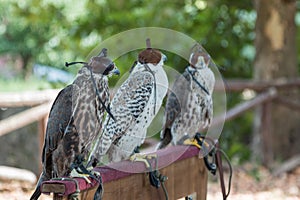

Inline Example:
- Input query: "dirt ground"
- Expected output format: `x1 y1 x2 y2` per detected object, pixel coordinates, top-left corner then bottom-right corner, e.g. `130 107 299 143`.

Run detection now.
207 164 300 200
0 164 299 200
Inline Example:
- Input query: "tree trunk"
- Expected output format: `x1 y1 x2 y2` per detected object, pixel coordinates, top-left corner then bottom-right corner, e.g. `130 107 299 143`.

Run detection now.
21 54 32 79
253 0 299 166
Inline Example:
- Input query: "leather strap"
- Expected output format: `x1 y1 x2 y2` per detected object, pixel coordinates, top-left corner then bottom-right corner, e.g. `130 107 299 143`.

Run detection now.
214 141 232 200
215 142 226 199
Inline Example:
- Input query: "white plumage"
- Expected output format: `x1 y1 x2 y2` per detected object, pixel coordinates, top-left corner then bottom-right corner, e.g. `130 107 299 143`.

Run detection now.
157 48 215 149
94 41 168 163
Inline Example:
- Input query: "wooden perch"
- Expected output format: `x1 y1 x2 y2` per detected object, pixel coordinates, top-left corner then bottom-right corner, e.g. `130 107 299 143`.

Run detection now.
0 89 59 107
40 145 208 200
211 88 278 127
0 103 52 137
214 78 300 92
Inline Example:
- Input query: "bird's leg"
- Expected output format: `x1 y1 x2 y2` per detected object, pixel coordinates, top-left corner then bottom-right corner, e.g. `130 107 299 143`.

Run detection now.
129 147 165 189
129 153 157 169
70 155 101 184
182 132 210 150
70 168 91 183
184 133 217 175
130 153 163 188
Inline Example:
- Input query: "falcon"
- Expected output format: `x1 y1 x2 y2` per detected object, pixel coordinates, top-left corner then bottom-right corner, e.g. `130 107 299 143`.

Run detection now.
93 39 168 164
30 48 119 200
157 45 215 150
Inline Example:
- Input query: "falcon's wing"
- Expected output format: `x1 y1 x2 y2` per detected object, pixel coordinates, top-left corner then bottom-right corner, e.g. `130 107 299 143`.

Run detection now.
200 95 213 129
42 84 79 166
98 71 154 155
161 71 191 139
197 68 215 129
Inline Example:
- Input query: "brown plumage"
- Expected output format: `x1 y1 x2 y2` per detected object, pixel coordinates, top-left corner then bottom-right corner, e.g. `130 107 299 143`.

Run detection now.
30 49 119 200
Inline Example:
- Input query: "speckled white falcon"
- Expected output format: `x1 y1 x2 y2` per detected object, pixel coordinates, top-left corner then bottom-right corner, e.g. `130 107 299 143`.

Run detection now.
157 45 215 149
93 39 168 163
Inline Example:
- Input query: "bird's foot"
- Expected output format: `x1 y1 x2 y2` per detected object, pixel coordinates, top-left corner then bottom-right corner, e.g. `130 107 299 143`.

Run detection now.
183 138 202 149
70 165 101 184
129 153 157 169
183 132 210 150
182 133 217 175
70 169 92 183
130 153 166 189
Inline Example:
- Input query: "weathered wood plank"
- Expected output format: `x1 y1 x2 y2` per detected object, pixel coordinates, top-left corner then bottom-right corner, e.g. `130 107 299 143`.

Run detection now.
211 88 277 127
0 89 59 107
214 78 300 92
0 103 52 137
101 156 207 200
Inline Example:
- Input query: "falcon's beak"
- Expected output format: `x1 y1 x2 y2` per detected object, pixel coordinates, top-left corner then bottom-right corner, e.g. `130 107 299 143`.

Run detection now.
162 54 167 62
112 67 120 76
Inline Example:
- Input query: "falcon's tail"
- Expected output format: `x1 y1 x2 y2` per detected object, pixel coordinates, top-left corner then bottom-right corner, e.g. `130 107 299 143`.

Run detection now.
156 128 172 150
30 172 47 200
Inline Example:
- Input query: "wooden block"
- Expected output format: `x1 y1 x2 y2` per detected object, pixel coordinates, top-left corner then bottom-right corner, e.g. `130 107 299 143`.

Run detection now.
40 146 208 200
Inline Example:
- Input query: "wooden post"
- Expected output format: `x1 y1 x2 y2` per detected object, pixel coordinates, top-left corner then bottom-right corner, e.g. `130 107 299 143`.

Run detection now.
260 102 273 166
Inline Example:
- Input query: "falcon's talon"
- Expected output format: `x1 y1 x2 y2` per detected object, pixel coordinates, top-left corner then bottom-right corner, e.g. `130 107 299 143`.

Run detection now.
183 138 201 149
92 170 101 177
70 169 91 184
146 154 157 159
130 153 157 170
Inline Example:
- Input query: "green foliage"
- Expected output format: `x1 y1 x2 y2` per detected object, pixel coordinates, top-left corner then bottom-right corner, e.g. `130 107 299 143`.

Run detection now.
0 0 256 78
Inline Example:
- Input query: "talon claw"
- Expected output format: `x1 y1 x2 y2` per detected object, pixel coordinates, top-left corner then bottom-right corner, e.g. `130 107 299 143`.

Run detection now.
183 138 201 149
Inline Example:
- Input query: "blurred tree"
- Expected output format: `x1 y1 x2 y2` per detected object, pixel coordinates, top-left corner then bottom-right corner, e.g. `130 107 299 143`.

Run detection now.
253 0 299 166
0 0 70 78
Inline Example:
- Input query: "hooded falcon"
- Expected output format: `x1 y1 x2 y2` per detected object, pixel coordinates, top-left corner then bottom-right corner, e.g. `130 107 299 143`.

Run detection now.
30 48 119 200
157 46 215 150
93 39 168 163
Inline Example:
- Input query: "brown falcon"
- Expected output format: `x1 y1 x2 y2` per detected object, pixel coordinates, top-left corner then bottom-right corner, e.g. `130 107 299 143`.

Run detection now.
92 39 168 164
30 48 119 200
157 45 215 150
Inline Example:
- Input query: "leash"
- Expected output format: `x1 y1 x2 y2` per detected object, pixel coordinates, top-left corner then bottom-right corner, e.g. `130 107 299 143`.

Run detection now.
146 156 169 200
186 67 210 96
195 133 232 200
